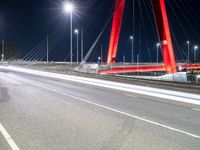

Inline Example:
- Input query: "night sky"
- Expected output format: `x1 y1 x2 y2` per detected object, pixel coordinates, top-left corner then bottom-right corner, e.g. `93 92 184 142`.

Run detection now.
0 0 200 62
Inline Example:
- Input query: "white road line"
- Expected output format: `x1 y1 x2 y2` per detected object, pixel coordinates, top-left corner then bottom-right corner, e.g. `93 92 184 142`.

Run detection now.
15 77 200 139
1 66 200 106
0 123 20 150
192 108 200 112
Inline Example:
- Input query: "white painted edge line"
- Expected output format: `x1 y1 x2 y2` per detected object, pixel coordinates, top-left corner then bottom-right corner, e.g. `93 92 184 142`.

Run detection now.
0 123 20 150
1 66 200 106
12 77 200 139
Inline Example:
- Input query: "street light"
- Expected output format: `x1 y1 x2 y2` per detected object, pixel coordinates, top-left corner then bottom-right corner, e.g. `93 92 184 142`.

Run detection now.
74 29 79 64
194 45 198 62
47 35 49 64
64 1 74 64
156 43 161 64
1 54 4 61
81 26 84 62
186 41 190 63
1 39 4 62
98 56 101 64
64 2 74 13
130 36 134 63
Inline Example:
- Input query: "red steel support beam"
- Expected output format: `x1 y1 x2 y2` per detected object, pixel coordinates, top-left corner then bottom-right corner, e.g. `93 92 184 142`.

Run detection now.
152 0 177 73
100 65 166 74
107 0 125 64
105 0 178 74
99 64 200 74
181 64 200 70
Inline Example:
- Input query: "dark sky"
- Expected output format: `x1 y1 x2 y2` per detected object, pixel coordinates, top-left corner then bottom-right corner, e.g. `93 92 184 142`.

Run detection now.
0 0 200 62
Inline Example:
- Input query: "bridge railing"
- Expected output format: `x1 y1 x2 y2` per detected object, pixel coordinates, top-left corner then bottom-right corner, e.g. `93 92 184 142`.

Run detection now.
120 72 200 85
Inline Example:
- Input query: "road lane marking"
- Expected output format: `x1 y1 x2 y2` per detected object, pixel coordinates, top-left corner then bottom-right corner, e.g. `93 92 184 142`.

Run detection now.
14 77 200 139
0 123 20 150
1 66 200 106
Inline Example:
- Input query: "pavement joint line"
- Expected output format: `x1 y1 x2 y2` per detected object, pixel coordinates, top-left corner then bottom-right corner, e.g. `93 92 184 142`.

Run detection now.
1 66 200 106
12 76 200 139
0 123 20 150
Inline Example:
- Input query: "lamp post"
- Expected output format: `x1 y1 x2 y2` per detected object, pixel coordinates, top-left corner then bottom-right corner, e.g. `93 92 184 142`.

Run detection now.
74 29 79 64
194 45 198 62
186 41 190 63
81 26 84 62
64 2 74 64
47 35 49 64
98 56 101 64
1 39 4 62
123 55 126 65
130 36 134 63
137 54 139 68
156 43 161 64
123 55 126 75
101 43 103 63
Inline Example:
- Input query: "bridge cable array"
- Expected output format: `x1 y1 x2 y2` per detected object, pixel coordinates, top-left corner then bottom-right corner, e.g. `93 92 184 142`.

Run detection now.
21 25 65 63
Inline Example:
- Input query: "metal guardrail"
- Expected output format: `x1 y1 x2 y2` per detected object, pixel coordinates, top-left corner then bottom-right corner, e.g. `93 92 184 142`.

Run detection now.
121 73 200 84
187 74 200 84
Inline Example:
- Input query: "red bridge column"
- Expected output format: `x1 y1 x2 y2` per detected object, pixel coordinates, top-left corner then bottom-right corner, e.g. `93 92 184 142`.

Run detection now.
152 0 177 73
107 0 125 64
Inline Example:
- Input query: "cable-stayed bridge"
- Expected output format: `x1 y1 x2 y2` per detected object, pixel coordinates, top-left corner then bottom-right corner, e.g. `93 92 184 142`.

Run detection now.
18 0 200 81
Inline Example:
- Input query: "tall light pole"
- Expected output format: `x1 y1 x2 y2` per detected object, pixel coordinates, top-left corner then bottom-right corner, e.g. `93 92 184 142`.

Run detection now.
186 41 190 63
47 35 49 64
194 45 198 62
81 26 84 62
130 36 134 63
156 43 161 64
74 29 79 64
137 54 139 75
64 2 74 64
123 55 126 75
101 43 103 63
123 55 126 65
137 54 139 68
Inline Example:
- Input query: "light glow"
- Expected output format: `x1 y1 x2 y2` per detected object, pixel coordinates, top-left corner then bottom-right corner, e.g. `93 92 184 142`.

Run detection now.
156 43 161 47
64 2 74 13
74 29 78 34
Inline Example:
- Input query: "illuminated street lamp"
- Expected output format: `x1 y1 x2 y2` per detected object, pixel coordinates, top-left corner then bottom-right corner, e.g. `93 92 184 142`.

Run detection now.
64 2 74 13
1 39 4 62
74 29 79 64
186 41 190 63
98 56 101 63
130 36 134 63
194 45 198 62
156 43 161 64
64 1 74 64
1 54 4 61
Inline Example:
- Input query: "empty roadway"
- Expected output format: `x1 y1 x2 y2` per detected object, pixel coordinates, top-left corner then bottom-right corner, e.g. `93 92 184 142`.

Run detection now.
0 67 200 150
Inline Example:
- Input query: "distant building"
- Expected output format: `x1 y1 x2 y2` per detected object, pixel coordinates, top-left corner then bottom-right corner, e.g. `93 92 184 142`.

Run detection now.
0 40 21 60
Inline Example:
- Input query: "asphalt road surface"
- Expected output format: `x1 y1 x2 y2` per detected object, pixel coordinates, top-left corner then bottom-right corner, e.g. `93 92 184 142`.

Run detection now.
0 67 200 150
